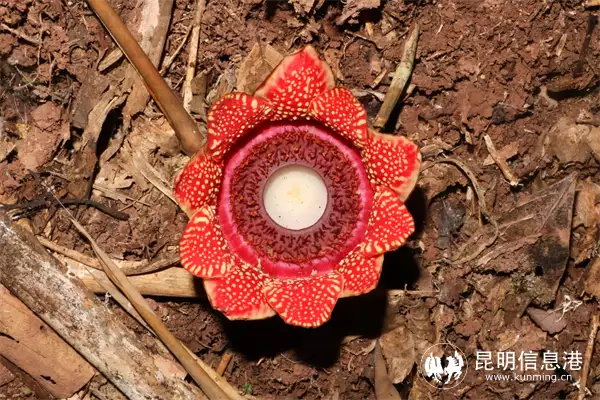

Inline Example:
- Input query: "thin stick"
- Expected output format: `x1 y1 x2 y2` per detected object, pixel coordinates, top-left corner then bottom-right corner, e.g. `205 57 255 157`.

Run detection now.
86 0 204 155
373 23 419 129
0 23 41 45
483 134 520 187
160 23 193 75
585 0 600 7
578 309 599 400
37 236 179 276
69 219 229 400
182 0 206 112
1 198 129 220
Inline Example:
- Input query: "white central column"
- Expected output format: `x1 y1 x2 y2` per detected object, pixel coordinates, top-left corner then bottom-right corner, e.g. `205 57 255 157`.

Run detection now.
263 165 328 230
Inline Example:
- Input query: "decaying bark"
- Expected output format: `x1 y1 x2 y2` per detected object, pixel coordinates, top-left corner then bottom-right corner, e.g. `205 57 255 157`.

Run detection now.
0 214 206 400
0 284 95 398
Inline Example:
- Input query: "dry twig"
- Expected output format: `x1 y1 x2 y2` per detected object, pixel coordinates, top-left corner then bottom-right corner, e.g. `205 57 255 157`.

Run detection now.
70 218 229 400
374 23 419 129
37 236 179 276
578 308 599 400
584 0 600 7
182 0 206 113
0 23 41 45
86 0 204 155
160 23 193 75
483 134 520 187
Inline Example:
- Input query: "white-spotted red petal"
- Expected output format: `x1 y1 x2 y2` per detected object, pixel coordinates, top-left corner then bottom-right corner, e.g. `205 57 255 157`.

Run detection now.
338 247 384 297
204 264 276 320
173 151 222 216
254 45 335 120
207 93 271 160
362 130 421 201
362 186 414 257
179 206 235 278
309 87 368 148
263 272 343 327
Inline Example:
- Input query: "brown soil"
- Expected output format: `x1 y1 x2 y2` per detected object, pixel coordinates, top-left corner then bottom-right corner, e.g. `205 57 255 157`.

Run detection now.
1 0 599 399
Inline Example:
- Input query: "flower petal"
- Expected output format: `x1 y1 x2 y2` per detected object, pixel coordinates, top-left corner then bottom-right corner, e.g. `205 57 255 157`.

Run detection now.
362 130 421 201
254 45 335 119
179 206 235 278
207 93 271 160
264 272 343 327
204 264 276 320
362 186 414 257
174 151 222 216
338 247 384 297
309 87 368 148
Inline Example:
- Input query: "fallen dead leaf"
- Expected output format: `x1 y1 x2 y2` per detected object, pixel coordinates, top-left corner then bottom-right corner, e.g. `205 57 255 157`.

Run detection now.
289 0 315 15
380 324 415 384
418 162 467 202
336 0 381 25
374 341 401 400
526 307 567 334
236 43 283 95
483 141 519 166
584 257 600 299
540 117 600 165
465 174 577 306
572 181 600 263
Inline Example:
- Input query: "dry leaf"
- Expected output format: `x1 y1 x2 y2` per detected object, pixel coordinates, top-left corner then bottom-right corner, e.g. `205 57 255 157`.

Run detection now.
526 307 567 334
289 0 315 15
467 174 577 306
540 118 600 165
336 0 381 25
572 181 600 263
374 341 401 400
584 257 600 299
418 163 467 202
236 43 284 95
380 324 415 384
483 141 519 166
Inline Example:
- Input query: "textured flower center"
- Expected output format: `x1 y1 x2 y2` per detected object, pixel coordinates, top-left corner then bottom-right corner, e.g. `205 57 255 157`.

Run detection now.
218 122 373 278
263 165 328 230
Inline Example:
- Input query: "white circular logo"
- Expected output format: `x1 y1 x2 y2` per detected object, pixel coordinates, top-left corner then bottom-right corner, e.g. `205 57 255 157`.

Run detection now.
418 343 468 389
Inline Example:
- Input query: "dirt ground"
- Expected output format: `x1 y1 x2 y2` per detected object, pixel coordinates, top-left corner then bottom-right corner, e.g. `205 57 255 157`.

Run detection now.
1 0 600 399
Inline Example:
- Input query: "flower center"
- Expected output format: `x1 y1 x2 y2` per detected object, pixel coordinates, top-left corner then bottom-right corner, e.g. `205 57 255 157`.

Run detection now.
218 121 373 278
263 165 328 230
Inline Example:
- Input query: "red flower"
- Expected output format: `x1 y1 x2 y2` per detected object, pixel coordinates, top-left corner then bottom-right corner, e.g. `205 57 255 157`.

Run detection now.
174 46 421 327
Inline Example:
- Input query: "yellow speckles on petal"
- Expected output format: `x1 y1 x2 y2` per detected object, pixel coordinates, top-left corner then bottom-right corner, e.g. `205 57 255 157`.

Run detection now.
338 247 384 297
263 272 343 328
204 264 276 320
207 93 271 161
362 130 422 202
309 87 368 148
179 205 235 279
361 186 415 257
254 46 334 120
173 152 223 216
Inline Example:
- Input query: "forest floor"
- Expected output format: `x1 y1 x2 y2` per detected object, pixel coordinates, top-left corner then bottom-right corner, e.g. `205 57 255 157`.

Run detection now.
1 0 599 399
